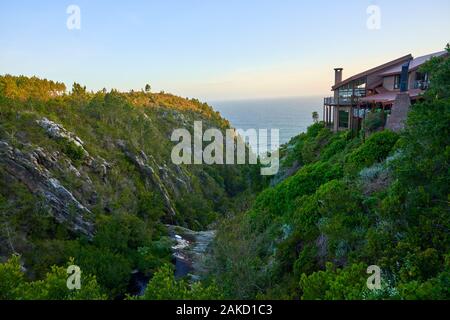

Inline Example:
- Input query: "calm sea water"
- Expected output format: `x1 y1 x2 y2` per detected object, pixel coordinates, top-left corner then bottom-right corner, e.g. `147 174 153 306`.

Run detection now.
210 96 323 153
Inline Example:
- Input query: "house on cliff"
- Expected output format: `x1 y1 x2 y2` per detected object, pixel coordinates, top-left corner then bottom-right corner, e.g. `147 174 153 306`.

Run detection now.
323 50 448 132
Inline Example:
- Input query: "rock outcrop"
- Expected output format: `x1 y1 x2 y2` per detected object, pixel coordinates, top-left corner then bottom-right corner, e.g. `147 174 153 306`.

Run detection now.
36 117 89 155
0 141 94 237
116 140 178 217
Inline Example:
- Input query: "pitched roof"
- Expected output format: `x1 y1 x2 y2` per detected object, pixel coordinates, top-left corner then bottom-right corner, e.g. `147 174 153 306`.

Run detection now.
379 51 448 76
332 54 413 91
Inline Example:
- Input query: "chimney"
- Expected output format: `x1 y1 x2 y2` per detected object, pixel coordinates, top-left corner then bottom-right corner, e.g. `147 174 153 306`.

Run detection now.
334 68 343 85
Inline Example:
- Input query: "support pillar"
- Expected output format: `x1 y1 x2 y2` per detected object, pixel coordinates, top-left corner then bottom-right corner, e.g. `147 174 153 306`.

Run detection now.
348 106 353 131
323 105 325 125
329 106 332 126
333 106 339 132
326 106 329 127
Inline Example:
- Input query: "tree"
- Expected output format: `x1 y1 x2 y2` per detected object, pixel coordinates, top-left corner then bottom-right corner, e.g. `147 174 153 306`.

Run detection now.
312 112 319 124
72 82 87 96
0 255 107 300
421 44 450 99
145 84 151 93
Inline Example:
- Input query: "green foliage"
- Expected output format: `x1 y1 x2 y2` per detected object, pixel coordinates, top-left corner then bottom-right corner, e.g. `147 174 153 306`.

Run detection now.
363 110 386 133
59 139 85 161
312 111 319 123
397 265 450 300
281 123 325 167
299 263 368 300
71 83 87 96
319 131 352 161
93 214 152 254
345 130 399 174
138 264 223 300
0 255 25 300
0 75 66 101
136 237 172 272
420 44 450 99
0 256 106 300
252 160 343 227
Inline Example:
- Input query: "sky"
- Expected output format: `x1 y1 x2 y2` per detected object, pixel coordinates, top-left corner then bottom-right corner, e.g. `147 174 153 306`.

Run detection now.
0 0 449 101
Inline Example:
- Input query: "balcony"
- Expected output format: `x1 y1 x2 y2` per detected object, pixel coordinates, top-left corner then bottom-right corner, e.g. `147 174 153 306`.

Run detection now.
324 86 366 106
324 97 336 105
324 96 361 106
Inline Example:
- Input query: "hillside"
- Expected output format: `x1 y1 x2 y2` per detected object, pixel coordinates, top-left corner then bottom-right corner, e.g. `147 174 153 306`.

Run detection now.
0 76 250 298
209 48 450 300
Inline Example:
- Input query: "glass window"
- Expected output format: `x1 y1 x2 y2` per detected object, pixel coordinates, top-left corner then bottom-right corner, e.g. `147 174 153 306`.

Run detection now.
394 75 401 89
339 110 349 128
337 78 366 104
414 72 429 89
415 72 428 82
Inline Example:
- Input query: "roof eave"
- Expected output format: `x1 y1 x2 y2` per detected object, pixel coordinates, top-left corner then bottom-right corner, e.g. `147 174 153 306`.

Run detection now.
331 54 413 91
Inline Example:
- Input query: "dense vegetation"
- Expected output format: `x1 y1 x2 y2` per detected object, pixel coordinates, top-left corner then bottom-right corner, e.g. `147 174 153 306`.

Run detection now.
0 46 448 300
209 46 450 300
0 76 250 299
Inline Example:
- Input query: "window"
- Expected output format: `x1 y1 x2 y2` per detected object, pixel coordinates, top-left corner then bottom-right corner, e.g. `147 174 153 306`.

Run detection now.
337 78 366 104
338 84 353 104
415 72 428 82
414 72 429 89
339 110 349 128
354 78 367 97
394 75 401 90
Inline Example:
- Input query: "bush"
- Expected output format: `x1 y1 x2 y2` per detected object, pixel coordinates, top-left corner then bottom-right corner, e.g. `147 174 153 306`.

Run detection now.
345 130 399 174
0 256 106 300
60 139 85 161
299 263 367 300
138 264 223 300
364 110 386 133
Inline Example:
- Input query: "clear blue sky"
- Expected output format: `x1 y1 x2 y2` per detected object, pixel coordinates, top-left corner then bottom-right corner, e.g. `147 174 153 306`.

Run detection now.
1 0 449 101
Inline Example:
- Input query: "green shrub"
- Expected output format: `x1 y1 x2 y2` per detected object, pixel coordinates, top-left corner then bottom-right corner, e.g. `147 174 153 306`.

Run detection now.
363 110 386 133
138 264 223 300
299 263 367 300
345 130 399 174
0 256 106 300
59 139 85 161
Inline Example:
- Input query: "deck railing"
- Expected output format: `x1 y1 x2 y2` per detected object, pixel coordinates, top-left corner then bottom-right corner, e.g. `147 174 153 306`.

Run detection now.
324 97 335 105
324 96 361 106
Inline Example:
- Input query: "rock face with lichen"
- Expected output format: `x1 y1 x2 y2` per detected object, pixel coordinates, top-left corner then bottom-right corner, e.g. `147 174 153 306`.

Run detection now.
116 140 180 217
36 117 88 155
0 140 94 237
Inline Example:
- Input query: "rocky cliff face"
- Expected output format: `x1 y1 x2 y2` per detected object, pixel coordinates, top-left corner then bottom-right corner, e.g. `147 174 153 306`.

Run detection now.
116 139 181 218
0 140 94 237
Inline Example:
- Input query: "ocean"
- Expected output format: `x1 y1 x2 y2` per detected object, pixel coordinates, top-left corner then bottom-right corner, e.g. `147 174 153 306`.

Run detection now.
210 96 323 153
